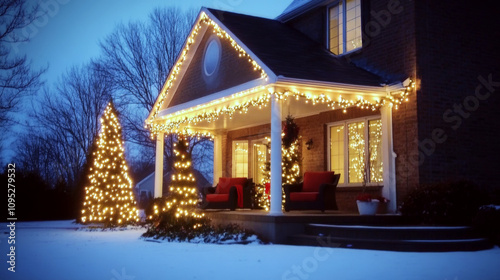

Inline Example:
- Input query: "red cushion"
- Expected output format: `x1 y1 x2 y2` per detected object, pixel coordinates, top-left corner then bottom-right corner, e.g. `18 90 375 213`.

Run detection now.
302 172 335 192
215 177 230 194
216 177 247 194
206 194 230 202
290 192 319 202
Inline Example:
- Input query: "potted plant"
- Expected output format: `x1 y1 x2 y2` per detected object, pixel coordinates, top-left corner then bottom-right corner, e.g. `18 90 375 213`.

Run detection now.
355 162 389 215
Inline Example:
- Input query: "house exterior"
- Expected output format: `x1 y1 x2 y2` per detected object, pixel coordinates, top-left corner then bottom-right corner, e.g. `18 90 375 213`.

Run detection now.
134 171 210 207
146 0 500 214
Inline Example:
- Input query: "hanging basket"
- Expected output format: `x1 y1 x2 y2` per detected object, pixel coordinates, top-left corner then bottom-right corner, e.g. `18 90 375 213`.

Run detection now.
356 200 379 215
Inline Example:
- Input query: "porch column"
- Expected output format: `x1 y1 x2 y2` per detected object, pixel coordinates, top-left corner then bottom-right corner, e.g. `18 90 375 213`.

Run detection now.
269 90 283 215
154 132 164 198
381 105 397 213
213 133 223 185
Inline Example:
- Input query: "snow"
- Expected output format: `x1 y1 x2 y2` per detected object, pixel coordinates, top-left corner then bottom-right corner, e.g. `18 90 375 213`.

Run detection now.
1 220 500 280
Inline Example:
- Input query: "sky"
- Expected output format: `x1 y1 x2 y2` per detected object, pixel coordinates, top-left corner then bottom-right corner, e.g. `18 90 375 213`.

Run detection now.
2 0 293 164
18 0 293 88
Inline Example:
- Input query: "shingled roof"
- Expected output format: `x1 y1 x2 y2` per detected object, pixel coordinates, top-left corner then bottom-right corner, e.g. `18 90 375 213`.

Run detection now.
207 8 384 87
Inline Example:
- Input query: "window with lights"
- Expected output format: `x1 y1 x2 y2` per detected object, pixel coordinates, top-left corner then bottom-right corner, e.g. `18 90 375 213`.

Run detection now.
328 117 383 185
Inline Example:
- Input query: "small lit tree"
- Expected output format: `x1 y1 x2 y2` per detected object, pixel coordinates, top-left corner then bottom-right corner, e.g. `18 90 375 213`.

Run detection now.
80 102 139 225
146 138 207 238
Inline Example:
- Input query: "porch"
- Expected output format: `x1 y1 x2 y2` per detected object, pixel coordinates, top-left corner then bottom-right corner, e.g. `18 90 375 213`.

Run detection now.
204 209 493 252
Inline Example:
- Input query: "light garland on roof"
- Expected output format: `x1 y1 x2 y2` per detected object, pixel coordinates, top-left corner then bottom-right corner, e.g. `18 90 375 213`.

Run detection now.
148 12 268 124
148 79 414 136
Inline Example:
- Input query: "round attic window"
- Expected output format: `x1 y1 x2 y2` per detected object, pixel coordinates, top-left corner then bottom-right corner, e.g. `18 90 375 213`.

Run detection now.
203 37 221 77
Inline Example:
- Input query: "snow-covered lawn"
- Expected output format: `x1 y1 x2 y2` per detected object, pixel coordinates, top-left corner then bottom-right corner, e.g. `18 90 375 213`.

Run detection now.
1 220 499 280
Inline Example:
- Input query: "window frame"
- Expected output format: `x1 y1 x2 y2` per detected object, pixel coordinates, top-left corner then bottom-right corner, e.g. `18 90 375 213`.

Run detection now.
326 0 363 56
327 115 383 187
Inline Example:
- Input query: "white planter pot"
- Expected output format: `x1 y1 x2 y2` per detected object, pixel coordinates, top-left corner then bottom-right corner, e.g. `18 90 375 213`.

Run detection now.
356 200 379 215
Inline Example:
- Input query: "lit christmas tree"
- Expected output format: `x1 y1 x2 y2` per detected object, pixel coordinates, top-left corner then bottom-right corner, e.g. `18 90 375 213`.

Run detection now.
80 102 139 225
148 138 206 235
256 115 301 210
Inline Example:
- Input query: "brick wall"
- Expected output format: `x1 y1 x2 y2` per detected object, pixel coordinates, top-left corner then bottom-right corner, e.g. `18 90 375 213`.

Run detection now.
223 108 381 213
284 0 421 203
413 0 500 193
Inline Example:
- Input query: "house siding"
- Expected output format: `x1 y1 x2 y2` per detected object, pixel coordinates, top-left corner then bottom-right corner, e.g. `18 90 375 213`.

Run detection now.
167 25 262 108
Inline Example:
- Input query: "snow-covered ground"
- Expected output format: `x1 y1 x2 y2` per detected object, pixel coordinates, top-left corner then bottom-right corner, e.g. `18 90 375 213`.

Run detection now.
1 220 499 280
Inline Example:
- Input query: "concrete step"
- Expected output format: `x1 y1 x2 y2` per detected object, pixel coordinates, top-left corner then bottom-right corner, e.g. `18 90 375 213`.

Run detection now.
287 224 493 252
305 224 482 240
287 233 493 252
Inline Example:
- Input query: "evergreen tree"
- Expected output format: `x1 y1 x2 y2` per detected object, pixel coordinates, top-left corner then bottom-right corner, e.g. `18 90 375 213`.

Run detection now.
256 115 301 210
147 138 207 237
80 102 138 225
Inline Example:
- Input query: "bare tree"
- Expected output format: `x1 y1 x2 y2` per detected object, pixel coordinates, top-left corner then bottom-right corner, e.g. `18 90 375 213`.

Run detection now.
0 0 45 128
32 63 113 188
98 7 211 177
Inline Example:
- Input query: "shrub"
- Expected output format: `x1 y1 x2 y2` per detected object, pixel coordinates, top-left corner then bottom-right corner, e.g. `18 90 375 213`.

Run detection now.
400 180 487 225
474 205 500 246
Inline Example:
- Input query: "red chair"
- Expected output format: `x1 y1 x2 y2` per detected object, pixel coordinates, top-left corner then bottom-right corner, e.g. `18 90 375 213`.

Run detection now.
284 172 340 212
201 177 252 211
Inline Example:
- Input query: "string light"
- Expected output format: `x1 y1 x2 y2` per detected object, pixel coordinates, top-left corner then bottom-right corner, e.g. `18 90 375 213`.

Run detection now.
81 102 139 225
147 12 268 130
148 79 414 137
149 139 206 226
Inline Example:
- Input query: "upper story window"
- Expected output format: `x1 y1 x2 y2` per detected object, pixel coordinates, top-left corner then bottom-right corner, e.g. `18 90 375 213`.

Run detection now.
328 0 362 55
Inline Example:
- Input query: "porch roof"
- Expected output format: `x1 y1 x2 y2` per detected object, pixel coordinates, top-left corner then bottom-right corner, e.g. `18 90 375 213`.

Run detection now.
146 8 409 137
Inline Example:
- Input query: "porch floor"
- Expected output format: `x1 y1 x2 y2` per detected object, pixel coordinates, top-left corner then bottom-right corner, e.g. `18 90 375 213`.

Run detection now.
204 210 493 251
204 209 407 244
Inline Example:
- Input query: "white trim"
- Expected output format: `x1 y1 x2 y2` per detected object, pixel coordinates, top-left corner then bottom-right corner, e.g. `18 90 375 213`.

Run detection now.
156 78 269 119
213 133 223 185
269 91 283 215
381 104 397 213
276 76 386 92
154 132 164 198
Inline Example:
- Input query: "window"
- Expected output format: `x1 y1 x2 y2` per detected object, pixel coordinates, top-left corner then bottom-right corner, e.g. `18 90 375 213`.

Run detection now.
203 36 221 77
329 117 383 185
252 143 268 185
232 141 248 177
328 0 362 55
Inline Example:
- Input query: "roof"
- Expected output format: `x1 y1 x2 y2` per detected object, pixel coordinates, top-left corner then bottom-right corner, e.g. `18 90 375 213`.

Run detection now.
276 0 328 22
207 8 384 86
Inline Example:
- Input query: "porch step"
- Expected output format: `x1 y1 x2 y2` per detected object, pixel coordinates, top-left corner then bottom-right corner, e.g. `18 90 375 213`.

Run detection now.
287 224 493 252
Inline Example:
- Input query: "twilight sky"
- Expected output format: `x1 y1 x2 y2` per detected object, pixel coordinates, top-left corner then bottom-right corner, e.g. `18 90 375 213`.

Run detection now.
18 0 293 88
1 0 292 163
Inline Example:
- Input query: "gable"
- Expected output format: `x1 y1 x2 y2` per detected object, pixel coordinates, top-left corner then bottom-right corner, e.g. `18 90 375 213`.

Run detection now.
167 24 262 108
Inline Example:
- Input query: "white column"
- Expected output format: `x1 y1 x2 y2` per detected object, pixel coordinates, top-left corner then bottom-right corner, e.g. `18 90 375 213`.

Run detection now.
154 132 164 198
269 91 283 215
381 105 397 213
213 133 223 185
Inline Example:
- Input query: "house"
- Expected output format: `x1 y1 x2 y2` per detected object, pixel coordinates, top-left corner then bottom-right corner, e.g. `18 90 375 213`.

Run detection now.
135 170 210 208
146 0 500 214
